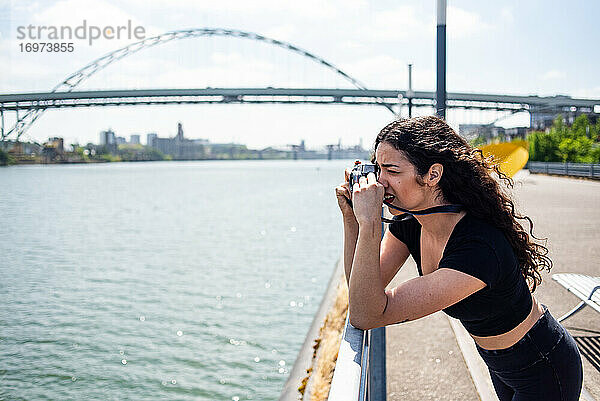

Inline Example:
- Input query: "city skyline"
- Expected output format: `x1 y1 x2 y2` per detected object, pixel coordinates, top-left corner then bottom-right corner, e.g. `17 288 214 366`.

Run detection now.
1 0 599 148
71 121 370 152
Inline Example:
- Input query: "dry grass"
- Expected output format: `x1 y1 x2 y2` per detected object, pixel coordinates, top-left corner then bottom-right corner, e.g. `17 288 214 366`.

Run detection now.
299 277 349 400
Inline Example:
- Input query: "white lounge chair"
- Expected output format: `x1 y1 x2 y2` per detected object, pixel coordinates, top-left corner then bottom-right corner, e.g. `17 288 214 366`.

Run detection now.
552 273 600 322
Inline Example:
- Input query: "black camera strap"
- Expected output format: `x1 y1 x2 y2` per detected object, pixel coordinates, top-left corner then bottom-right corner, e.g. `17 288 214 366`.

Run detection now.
384 202 463 215
381 202 463 224
346 197 463 224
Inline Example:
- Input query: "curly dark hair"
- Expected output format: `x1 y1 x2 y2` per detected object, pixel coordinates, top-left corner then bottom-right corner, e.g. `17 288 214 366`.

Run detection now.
373 116 552 292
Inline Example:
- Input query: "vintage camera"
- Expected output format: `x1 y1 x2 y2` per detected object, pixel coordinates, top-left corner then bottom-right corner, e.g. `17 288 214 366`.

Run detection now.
349 160 378 188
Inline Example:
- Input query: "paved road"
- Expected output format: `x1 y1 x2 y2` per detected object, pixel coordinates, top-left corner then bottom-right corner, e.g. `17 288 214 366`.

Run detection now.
386 172 600 400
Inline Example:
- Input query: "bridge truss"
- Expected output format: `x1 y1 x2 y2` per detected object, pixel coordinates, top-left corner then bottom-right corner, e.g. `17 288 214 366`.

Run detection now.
1 27 394 142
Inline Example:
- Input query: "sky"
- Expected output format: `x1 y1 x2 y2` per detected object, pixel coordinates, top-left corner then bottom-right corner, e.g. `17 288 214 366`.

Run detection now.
1 0 599 150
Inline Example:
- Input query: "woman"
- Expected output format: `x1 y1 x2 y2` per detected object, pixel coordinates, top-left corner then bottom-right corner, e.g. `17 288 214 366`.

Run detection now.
335 116 583 401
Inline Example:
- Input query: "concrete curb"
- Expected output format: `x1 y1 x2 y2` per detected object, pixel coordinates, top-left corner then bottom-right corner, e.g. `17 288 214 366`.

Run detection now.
447 316 499 401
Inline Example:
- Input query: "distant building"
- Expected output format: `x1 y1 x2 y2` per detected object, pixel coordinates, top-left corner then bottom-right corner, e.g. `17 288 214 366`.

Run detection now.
459 124 482 140
130 134 140 145
42 137 65 162
99 129 116 145
1 140 42 155
531 111 558 131
47 137 64 153
153 137 176 156
529 97 599 131
257 147 289 159
116 136 127 145
99 129 117 153
505 127 528 140
325 142 370 160
147 133 158 147
149 122 206 160
458 124 504 142
176 122 184 141
530 108 599 131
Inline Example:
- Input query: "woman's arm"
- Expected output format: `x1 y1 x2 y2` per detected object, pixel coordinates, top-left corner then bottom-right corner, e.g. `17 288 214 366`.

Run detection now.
337 189 409 288
342 217 359 287
349 218 388 327
348 173 485 330
351 267 486 330
342 217 410 288
350 216 485 329
379 229 410 288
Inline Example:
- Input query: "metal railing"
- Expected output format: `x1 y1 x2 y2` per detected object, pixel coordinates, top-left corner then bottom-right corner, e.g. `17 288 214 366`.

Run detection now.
328 319 368 400
328 322 386 401
527 161 600 179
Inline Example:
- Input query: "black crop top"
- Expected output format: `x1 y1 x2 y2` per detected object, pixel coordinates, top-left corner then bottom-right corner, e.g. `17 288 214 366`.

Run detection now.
388 213 532 337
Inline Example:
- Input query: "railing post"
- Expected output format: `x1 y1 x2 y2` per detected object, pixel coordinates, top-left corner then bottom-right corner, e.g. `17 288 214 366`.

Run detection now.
369 328 386 400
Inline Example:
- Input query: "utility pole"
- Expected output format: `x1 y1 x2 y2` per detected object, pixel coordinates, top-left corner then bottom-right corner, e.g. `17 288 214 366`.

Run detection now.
407 64 414 118
436 0 447 119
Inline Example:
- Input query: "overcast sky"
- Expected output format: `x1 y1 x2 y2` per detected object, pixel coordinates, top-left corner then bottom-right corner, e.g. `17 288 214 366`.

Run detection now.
1 0 599 149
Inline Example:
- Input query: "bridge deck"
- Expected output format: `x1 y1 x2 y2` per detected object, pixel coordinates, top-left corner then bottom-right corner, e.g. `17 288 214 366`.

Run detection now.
1 88 598 110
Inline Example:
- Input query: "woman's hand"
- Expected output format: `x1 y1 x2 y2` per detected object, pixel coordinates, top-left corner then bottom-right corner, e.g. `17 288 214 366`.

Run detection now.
352 172 385 226
335 168 358 225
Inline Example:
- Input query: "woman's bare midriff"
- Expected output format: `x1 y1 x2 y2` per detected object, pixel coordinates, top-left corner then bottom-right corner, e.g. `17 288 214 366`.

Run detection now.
471 294 545 350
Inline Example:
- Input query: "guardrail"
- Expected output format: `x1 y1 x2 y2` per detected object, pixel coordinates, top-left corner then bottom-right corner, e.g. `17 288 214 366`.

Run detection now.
527 161 600 179
328 322 386 401
328 319 368 400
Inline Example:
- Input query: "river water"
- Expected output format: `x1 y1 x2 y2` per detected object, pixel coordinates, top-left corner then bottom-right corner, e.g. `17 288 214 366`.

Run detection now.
0 159 353 400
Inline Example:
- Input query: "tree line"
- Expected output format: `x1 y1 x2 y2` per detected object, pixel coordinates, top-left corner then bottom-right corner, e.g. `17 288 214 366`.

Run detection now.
528 114 600 163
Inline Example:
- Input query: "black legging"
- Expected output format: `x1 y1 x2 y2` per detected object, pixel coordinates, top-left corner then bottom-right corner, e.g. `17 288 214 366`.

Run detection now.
476 306 583 401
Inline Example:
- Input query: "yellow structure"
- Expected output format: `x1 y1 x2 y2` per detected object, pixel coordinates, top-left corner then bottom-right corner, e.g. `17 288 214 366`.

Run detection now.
479 141 529 178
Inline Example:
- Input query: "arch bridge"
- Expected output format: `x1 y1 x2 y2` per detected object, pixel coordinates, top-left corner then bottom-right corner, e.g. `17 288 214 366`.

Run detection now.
1 27 599 142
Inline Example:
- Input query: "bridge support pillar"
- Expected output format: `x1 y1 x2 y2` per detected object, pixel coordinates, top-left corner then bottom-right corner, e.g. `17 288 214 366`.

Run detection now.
14 109 20 143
